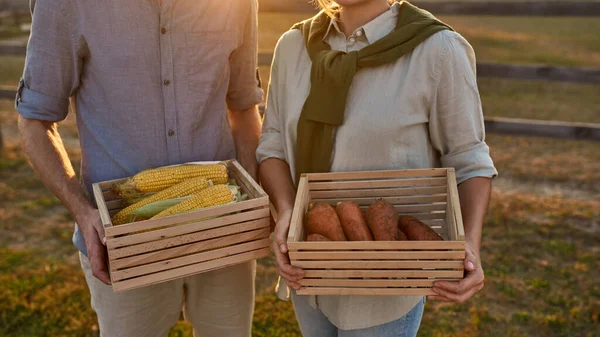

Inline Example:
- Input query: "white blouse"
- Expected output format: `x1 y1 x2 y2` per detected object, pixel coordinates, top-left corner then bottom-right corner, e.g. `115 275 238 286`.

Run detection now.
257 2 497 330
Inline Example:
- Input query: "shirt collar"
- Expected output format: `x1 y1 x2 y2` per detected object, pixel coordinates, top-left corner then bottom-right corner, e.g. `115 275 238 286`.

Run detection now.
323 1 400 44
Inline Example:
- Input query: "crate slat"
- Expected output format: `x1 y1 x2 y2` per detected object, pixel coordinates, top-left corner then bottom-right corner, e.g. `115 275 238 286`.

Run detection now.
93 183 112 228
229 160 266 199
105 199 126 211
303 269 464 278
288 241 465 251
299 279 450 287
447 170 466 240
310 186 447 199
309 177 447 191
111 238 270 281
289 177 310 243
289 250 465 260
294 260 464 269
311 194 447 206
306 168 448 181
105 198 268 237
112 248 270 292
108 218 269 260
111 228 269 270
107 208 269 248
296 287 436 296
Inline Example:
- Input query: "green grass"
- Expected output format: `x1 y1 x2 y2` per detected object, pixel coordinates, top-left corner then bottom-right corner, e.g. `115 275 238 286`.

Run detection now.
1 191 598 337
479 79 600 124
257 13 600 68
487 134 600 189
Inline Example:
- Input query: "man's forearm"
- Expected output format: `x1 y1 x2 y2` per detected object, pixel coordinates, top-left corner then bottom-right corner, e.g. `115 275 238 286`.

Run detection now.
227 106 262 178
18 116 94 222
457 177 492 252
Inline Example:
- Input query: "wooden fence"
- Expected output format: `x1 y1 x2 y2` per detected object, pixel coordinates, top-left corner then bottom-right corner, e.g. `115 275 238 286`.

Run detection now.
0 1 599 141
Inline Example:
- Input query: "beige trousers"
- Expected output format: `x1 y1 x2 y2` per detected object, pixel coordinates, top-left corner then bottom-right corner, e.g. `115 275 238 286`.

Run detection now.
80 253 256 337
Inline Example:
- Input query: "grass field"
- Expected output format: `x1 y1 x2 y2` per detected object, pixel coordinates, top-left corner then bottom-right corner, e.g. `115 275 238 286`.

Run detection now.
1 6 599 337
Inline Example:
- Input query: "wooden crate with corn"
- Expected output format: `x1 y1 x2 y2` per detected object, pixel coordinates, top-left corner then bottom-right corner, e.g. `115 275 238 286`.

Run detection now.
92 160 270 292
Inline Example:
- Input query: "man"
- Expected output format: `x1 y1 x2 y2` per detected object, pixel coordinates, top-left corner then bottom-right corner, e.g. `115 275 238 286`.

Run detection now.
16 1 263 336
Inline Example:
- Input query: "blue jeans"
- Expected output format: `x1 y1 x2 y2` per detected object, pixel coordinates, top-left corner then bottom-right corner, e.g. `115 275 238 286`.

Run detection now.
291 292 425 337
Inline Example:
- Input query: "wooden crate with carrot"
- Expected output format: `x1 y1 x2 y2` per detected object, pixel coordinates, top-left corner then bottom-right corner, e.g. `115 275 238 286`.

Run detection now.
92 160 270 292
288 168 465 296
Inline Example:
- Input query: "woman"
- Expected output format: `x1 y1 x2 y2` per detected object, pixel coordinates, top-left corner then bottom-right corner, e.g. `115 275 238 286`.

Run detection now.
257 0 497 335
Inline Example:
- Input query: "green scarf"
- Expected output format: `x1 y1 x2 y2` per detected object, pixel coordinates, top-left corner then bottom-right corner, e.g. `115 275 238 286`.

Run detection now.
292 1 452 183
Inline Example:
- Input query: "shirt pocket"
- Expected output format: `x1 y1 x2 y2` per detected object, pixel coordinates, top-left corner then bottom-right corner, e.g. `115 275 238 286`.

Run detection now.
184 31 237 98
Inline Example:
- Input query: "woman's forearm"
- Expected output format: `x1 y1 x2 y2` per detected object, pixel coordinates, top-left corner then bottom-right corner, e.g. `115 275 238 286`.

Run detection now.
259 158 296 214
457 177 492 252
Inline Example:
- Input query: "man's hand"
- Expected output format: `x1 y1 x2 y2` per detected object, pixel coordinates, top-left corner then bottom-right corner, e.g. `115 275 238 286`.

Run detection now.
430 243 484 303
271 208 305 290
78 208 111 285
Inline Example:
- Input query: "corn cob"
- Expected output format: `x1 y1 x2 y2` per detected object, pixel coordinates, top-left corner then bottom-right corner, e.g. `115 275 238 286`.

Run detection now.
113 163 228 198
111 176 209 225
151 184 234 219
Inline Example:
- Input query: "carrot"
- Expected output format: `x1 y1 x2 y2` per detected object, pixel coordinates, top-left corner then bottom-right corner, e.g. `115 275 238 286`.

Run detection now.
307 233 331 242
305 202 347 241
365 199 399 241
335 201 373 241
398 216 444 241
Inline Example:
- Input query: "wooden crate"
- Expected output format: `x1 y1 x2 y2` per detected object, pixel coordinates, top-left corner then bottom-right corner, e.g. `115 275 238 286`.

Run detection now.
92 160 270 292
288 168 465 296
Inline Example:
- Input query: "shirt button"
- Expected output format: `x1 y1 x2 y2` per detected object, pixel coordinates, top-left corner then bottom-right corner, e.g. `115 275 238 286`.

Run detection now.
164 79 170 86
168 129 175 137
161 27 167 34
348 37 356 44
355 30 363 37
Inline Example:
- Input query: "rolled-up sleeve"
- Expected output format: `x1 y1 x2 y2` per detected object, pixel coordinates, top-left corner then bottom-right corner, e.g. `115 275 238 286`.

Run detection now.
256 39 286 164
429 32 498 184
16 0 84 122
226 0 264 111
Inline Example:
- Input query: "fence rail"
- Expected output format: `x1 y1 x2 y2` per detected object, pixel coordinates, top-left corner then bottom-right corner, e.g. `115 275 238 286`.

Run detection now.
260 1 600 16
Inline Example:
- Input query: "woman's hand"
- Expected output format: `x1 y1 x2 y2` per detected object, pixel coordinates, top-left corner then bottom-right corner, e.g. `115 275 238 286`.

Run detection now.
272 208 305 290
429 242 484 303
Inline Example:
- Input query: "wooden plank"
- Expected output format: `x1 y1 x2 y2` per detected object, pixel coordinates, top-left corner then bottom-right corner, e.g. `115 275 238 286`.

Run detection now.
476 63 600 85
303 269 464 278
111 239 270 281
311 194 447 206
92 183 112 228
311 187 447 199
258 1 600 17
288 241 465 251
296 287 436 296
484 117 600 142
309 177 448 191
447 170 466 241
110 228 270 270
112 248 270 292
299 279 447 287
290 250 465 260
0 88 16 99
108 219 269 259
288 176 309 243
306 169 447 182
104 197 268 236
310 186 447 199
228 160 267 198
446 170 458 241
105 199 125 211
293 260 464 269
107 208 269 248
